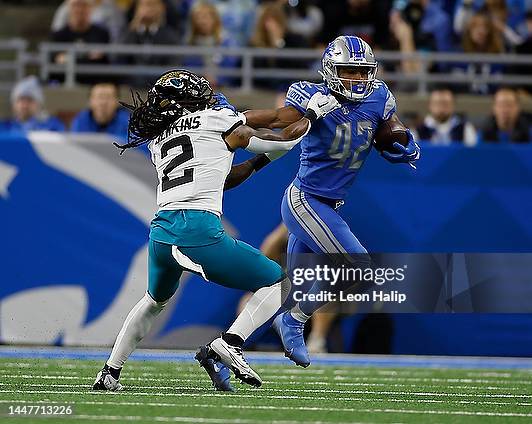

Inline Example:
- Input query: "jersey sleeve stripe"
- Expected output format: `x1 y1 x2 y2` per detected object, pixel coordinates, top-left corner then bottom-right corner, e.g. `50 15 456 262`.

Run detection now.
383 93 396 121
290 86 312 100
285 98 306 113
221 120 244 151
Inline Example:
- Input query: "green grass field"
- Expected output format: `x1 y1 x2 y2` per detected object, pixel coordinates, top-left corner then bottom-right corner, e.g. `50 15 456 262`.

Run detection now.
0 357 531 424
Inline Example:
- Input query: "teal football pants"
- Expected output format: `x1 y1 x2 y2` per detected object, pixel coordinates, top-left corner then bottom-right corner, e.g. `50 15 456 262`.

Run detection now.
148 237 285 303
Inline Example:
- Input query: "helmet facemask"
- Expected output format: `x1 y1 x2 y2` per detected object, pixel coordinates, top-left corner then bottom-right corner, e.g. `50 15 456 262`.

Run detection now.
320 61 378 101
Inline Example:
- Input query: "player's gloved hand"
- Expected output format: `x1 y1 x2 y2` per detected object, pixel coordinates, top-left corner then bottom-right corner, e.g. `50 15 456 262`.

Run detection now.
380 130 420 167
304 92 341 122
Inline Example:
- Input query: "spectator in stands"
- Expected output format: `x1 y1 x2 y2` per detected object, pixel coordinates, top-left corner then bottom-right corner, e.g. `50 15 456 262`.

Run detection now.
392 0 453 52
282 0 324 47
215 0 257 46
454 0 525 47
317 0 391 49
415 88 477 146
70 82 129 140
51 0 110 72
124 0 187 35
51 0 126 42
388 8 421 76
512 11 532 93
480 87 532 143
117 0 179 80
183 1 239 87
250 3 309 90
455 11 504 94
0 77 65 133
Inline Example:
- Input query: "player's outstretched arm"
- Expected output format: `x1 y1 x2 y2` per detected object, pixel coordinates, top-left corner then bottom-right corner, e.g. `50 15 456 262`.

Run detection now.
222 119 311 191
227 92 340 153
223 110 311 191
244 106 303 129
223 92 340 191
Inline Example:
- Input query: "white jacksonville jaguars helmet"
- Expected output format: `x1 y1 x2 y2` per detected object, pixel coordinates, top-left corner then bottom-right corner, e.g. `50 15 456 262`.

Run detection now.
320 35 378 101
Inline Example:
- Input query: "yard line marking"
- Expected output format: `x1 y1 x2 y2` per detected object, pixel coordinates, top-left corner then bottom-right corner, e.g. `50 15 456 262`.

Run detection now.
2 382 531 398
3 405 530 420
2 361 531 379
358 408 532 418
1 398 530 408
41 414 384 424
1 388 531 401
4 370 532 390
3 376 529 393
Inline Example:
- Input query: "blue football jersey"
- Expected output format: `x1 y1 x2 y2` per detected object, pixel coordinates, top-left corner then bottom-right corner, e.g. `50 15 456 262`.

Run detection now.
285 80 396 200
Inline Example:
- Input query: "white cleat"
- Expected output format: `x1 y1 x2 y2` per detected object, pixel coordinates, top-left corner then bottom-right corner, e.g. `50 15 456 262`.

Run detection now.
209 337 262 387
92 369 123 391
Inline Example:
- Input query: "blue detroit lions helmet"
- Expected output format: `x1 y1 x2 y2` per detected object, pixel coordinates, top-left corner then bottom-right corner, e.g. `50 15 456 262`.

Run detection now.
320 36 378 101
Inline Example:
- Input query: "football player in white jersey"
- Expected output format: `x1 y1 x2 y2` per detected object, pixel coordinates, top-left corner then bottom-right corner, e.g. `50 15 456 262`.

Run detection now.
93 70 340 392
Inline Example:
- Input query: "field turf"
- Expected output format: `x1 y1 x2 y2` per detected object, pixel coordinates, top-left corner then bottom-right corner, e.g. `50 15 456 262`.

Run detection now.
0 357 531 424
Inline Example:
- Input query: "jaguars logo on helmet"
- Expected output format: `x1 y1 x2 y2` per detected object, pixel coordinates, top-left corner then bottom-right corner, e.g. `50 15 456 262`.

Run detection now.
320 36 378 101
117 70 215 151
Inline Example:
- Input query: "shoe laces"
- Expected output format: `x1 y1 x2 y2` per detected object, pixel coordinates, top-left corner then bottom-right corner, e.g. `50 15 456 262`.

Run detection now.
233 346 251 366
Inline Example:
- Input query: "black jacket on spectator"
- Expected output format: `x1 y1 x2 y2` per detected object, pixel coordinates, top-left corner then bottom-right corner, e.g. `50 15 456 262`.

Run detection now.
481 113 532 143
317 0 391 49
117 26 179 66
52 24 110 63
116 26 180 87
51 24 110 84
417 115 467 144
513 38 532 93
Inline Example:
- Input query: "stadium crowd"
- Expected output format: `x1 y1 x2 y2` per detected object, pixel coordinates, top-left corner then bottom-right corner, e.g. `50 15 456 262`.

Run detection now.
1 0 532 143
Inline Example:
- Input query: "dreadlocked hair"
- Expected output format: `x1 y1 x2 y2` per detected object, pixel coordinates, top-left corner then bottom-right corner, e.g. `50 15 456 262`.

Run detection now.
114 90 179 153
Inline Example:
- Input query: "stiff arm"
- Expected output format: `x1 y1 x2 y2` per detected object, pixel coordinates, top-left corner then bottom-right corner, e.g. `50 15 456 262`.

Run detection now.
244 106 303 130
223 115 311 191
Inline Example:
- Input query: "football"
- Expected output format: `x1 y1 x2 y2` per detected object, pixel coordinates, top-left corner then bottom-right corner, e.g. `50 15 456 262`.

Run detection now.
373 120 409 153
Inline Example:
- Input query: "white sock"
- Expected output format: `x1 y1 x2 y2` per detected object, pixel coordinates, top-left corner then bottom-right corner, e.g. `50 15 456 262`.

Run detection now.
107 292 167 369
227 278 290 341
290 303 311 323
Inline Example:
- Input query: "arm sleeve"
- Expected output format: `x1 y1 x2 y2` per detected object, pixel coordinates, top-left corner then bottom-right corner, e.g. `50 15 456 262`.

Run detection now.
245 121 311 154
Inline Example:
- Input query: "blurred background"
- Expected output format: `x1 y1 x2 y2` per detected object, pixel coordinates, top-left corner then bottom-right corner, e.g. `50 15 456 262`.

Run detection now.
0 0 531 358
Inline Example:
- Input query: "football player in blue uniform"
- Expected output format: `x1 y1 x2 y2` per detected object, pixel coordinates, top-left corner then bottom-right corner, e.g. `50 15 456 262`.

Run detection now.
245 36 420 367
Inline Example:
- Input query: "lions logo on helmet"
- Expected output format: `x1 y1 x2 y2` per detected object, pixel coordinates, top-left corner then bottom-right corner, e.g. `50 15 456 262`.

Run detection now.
320 36 378 101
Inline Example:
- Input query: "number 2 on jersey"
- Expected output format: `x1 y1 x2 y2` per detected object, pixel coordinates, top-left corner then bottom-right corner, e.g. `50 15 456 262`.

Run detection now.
161 135 194 192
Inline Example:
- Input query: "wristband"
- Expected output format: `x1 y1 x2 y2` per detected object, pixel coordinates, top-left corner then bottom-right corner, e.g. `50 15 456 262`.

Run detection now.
303 109 318 124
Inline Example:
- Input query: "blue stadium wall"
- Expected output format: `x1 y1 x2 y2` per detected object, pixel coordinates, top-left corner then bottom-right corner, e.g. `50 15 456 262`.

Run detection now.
0 132 531 356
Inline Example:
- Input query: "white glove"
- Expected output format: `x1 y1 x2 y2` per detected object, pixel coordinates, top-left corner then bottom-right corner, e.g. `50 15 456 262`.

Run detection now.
305 92 341 120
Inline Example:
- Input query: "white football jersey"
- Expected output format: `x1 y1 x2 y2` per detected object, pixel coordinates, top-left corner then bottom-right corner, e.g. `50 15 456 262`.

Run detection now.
149 107 246 216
